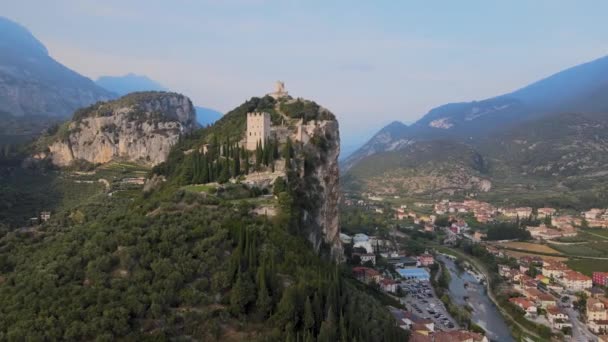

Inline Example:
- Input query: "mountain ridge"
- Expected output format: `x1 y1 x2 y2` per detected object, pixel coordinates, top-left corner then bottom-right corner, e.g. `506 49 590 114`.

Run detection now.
345 55 608 169
344 55 608 208
0 16 115 117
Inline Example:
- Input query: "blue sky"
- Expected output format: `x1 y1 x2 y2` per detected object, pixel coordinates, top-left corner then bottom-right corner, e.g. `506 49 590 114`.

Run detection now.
3 0 608 147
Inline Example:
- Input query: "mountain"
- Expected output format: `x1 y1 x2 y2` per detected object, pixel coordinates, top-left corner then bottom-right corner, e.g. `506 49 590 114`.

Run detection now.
34 91 197 167
195 106 223 126
96 73 223 126
0 90 406 341
345 55 608 169
0 17 115 117
344 56 608 208
96 73 166 95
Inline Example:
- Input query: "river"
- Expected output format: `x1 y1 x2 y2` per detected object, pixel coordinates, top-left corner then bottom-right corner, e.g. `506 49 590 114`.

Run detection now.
438 255 514 342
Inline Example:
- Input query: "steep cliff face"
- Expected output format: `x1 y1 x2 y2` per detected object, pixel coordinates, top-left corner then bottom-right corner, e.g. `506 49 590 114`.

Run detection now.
42 92 196 167
309 121 342 259
298 119 342 259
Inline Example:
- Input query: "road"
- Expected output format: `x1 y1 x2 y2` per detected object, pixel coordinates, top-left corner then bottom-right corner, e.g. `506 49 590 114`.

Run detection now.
563 306 597 342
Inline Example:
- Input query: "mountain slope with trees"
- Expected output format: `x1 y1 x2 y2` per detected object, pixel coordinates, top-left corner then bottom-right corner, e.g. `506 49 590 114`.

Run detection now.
0 93 406 341
343 55 608 208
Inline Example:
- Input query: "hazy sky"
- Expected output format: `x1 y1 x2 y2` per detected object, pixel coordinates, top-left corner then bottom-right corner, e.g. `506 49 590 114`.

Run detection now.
3 0 608 145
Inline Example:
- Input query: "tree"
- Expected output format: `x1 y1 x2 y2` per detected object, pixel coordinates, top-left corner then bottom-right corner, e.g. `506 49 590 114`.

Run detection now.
230 269 256 315
318 306 337 342
304 296 315 333
255 266 272 320
273 177 287 196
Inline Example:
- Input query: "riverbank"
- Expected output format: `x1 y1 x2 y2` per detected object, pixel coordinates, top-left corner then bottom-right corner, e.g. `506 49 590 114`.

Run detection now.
435 246 547 342
437 255 513 341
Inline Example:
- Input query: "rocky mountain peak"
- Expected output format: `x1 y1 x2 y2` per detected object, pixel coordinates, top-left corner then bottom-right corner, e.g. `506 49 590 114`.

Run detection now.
38 92 196 167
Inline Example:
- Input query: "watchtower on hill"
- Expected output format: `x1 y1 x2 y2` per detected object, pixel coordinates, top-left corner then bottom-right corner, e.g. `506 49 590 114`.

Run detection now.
246 112 270 151
269 81 289 99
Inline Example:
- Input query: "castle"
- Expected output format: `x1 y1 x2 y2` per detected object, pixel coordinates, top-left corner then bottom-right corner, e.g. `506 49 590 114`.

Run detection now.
269 81 289 99
246 112 270 151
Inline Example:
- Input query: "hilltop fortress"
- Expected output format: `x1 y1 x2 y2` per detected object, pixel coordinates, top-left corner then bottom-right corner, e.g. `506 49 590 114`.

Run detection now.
244 82 323 151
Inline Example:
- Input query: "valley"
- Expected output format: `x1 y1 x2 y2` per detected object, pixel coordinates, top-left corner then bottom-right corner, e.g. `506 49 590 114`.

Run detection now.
2 5 608 342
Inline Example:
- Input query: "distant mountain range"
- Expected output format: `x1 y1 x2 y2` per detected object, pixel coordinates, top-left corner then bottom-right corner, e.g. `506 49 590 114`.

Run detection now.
95 74 222 127
343 55 608 209
0 16 222 128
0 16 114 117
96 73 166 95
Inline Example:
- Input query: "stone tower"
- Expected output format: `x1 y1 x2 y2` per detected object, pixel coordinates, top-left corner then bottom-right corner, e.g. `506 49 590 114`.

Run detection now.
246 112 270 151
269 81 289 99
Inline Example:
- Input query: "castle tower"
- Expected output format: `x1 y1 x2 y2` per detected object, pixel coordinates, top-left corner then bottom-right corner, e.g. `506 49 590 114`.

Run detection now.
246 112 271 151
269 81 289 99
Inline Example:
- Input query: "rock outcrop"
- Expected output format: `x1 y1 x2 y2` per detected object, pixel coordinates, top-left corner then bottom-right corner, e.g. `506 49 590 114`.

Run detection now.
305 120 342 259
290 115 342 260
41 92 196 167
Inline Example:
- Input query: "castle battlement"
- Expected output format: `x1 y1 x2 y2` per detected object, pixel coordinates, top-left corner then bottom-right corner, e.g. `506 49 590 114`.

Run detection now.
247 112 268 117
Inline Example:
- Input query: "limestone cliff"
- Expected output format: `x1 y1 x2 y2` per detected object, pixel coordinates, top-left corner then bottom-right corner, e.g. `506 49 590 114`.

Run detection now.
40 92 196 167
299 119 342 259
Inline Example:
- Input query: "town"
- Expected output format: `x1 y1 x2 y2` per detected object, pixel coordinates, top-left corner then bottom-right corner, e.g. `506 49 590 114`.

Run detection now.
341 193 608 341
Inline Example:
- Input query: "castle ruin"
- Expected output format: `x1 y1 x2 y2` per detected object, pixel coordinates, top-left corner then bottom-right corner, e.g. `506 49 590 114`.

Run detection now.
269 81 289 99
246 112 270 151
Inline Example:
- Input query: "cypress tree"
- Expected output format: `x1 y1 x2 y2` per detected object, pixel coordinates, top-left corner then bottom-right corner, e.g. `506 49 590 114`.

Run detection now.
304 296 315 333
256 265 272 319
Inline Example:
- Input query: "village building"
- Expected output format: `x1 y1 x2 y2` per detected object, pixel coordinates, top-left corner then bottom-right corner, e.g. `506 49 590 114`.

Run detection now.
358 253 377 265
546 306 571 330
594 272 608 286
541 261 568 279
352 267 381 284
418 253 435 267
380 278 397 293
537 207 556 218
509 297 537 317
561 270 592 291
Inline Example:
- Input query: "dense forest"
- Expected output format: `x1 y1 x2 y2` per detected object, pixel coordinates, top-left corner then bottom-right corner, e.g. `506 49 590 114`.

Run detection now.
0 181 406 340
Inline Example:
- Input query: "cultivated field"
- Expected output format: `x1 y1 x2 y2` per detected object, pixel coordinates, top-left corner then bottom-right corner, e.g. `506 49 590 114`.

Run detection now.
567 259 608 276
499 242 562 255
502 250 567 262
549 242 608 257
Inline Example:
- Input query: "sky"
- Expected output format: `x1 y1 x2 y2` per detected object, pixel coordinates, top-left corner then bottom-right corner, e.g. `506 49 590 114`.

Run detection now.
3 0 608 149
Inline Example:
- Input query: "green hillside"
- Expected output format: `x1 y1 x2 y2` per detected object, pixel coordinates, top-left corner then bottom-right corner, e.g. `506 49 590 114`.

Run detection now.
345 112 608 209
0 96 405 341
